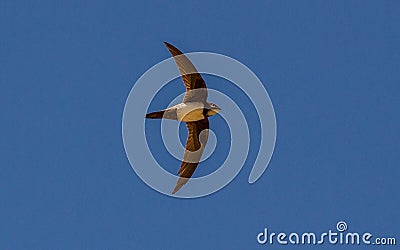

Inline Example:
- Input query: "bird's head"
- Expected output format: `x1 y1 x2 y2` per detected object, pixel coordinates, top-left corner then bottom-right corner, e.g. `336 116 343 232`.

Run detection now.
205 102 221 117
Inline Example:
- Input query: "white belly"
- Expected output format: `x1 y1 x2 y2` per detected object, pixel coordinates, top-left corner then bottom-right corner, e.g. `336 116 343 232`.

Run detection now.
175 102 205 122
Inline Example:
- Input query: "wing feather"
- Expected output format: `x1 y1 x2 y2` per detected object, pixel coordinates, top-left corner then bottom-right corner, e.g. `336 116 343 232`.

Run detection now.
172 118 209 194
164 42 208 103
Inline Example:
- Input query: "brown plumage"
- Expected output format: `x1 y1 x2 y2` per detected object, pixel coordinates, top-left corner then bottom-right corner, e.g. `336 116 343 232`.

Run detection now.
172 118 209 194
164 42 208 103
145 42 220 194
165 42 212 194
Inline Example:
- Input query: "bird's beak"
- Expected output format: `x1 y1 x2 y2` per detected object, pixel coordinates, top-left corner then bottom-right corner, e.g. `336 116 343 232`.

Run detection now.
209 106 221 116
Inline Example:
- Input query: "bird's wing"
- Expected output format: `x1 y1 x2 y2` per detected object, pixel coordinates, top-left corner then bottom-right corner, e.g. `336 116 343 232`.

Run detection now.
172 118 209 194
164 42 208 103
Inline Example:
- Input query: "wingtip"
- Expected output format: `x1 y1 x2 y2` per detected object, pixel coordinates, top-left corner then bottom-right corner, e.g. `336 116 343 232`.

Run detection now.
172 180 185 194
172 186 181 194
163 41 184 57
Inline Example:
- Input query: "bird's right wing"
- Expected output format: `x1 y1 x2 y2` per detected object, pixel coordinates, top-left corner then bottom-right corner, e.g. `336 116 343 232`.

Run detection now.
164 42 208 103
172 118 209 194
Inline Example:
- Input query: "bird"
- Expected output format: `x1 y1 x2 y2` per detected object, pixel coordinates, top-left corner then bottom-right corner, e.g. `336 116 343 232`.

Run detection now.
145 42 221 194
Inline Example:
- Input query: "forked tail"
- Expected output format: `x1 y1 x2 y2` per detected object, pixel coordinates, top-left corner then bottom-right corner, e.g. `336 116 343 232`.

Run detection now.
145 110 165 119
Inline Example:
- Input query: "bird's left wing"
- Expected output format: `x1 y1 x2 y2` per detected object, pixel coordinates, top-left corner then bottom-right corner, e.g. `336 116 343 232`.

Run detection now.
172 118 209 194
164 42 208 103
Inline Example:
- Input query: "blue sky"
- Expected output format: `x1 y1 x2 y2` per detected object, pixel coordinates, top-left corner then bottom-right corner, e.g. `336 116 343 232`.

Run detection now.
1 1 399 249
